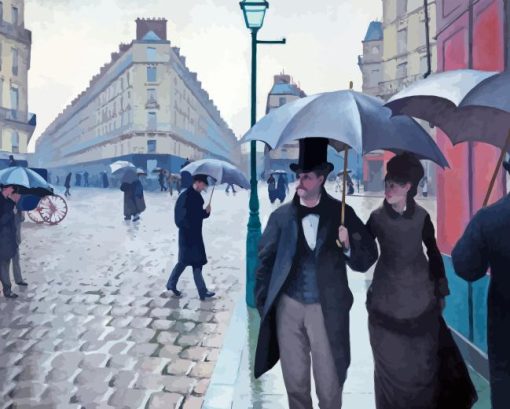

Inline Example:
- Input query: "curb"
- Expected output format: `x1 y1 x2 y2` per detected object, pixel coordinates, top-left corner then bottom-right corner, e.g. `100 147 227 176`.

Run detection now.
203 297 248 409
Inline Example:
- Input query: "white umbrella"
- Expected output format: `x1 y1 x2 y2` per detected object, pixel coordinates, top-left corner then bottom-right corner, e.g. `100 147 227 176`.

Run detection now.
110 160 135 174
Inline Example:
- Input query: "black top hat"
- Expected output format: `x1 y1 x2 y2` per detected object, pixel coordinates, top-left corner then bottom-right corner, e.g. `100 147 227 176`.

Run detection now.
503 160 510 174
289 138 334 174
193 174 209 185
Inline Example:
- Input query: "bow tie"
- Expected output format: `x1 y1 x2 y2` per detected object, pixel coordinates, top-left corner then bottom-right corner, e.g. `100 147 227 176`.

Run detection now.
299 204 321 218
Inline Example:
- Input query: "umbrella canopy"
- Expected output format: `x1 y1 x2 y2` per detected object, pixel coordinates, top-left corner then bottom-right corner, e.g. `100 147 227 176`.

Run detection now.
241 90 448 168
169 173 181 180
136 168 147 175
152 167 165 174
181 159 250 189
385 69 509 148
121 168 138 184
110 160 135 174
0 166 53 197
270 170 287 175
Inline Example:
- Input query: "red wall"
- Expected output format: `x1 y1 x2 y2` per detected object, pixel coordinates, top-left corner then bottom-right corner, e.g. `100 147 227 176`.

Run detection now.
436 0 505 253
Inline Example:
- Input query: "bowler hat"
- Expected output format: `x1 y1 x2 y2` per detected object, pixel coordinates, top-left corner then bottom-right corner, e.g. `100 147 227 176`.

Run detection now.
193 174 209 185
503 160 510 173
289 138 334 174
386 152 424 186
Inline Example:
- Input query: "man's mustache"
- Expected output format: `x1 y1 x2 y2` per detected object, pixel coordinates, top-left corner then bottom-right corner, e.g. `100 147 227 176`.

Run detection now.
296 185 307 191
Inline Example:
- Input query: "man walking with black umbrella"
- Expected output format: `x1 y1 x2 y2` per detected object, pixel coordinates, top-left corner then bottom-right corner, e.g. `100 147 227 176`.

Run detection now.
254 138 378 408
166 174 215 301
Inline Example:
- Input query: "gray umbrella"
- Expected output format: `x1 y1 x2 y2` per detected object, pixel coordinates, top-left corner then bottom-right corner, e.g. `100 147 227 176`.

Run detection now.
385 69 509 207
121 168 138 184
0 166 53 197
241 90 448 167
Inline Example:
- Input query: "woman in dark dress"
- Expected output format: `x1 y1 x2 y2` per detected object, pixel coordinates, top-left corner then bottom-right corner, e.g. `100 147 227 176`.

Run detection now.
366 153 477 409
267 175 277 204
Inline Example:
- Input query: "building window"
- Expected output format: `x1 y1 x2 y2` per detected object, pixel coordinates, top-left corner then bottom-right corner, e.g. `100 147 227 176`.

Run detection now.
397 29 407 56
147 66 157 82
11 48 18 76
10 86 18 111
11 131 19 153
279 97 286 106
396 62 408 79
371 46 379 54
397 0 407 18
147 47 157 62
147 88 157 103
11 6 18 25
420 55 429 74
147 139 156 153
147 112 157 130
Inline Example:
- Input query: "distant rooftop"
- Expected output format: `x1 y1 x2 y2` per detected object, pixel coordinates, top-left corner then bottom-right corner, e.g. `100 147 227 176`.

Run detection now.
364 21 383 42
269 73 306 97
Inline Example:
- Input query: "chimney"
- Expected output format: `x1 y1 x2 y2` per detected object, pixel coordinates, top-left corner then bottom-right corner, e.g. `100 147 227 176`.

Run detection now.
136 18 167 41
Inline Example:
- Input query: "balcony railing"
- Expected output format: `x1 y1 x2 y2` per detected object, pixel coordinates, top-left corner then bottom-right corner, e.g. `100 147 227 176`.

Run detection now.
0 20 32 45
0 107 36 128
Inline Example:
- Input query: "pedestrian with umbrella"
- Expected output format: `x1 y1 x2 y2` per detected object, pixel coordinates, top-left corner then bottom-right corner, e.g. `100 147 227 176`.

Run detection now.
120 168 145 222
366 153 476 409
267 174 277 204
158 168 167 192
253 137 378 407
386 69 510 409
64 172 72 197
276 173 286 203
166 174 215 301
241 88 450 407
0 167 53 298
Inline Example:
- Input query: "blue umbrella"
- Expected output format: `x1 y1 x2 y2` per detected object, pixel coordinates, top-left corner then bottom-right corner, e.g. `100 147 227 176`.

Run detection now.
0 166 53 197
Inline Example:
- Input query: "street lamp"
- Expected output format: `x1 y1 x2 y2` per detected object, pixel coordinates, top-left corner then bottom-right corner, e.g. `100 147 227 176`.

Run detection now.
240 0 286 308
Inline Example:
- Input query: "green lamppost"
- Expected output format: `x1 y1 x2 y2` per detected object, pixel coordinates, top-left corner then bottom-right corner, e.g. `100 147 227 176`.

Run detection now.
240 0 285 307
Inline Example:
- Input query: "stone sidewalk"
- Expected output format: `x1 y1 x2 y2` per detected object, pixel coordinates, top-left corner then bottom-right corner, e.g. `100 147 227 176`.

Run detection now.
0 186 250 409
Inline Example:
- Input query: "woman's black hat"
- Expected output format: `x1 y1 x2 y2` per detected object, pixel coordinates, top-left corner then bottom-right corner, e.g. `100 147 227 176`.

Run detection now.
385 152 424 187
289 138 334 174
193 174 209 185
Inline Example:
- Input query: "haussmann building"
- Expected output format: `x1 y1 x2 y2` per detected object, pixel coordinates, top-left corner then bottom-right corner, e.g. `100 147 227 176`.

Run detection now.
34 18 240 186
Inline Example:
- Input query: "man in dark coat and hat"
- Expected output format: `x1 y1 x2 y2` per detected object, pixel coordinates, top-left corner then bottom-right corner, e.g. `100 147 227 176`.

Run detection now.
254 138 378 409
166 174 216 301
452 160 510 409
0 185 21 298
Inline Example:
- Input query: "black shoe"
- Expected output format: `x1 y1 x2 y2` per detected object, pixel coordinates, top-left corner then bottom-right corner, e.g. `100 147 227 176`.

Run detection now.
199 291 215 301
132 216 140 222
16 281 28 286
168 287 182 297
4 292 18 299
124 216 131 221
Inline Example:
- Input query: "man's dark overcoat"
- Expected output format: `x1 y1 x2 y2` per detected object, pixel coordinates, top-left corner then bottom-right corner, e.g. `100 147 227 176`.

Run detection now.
0 194 17 261
254 191 378 385
175 187 210 267
452 194 510 409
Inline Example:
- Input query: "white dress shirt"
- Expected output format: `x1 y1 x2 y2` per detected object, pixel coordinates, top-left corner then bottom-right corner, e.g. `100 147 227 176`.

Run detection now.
300 196 351 257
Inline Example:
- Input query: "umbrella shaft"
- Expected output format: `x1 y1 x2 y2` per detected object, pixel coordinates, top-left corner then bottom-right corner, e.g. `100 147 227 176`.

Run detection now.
341 147 349 225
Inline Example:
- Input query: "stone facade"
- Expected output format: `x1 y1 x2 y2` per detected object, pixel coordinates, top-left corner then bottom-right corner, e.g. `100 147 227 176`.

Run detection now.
0 0 35 159
359 0 438 193
34 18 240 178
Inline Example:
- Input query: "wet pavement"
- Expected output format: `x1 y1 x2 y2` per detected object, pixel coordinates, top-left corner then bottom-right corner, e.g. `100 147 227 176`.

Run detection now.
0 185 248 409
0 183 490 408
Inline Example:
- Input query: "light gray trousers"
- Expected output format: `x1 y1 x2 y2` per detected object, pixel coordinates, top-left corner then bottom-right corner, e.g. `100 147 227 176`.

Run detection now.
276 293 343 409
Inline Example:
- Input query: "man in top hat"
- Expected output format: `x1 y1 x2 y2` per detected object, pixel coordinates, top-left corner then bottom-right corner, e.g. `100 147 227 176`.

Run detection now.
166 174 216 301
254 137 378 408
452 160 510 409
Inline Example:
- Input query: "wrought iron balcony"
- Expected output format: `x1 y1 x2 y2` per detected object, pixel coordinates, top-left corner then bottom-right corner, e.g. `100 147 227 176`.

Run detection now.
0 107 37 133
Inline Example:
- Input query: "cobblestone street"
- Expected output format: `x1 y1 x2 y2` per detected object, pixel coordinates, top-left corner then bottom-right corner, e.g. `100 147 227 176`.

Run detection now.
0 186 251 409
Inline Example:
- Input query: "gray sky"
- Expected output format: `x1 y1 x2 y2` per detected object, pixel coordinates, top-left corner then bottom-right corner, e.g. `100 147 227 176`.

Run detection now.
26 0 381 151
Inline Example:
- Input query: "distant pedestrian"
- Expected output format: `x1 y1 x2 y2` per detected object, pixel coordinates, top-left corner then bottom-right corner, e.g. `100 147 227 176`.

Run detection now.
421 176 429 197
225 183 236 195
75 173 82 187
0 185 21 298
276 174 286 203
120 169 145 222
64 172 72 197
158 169 167 192
56 176 60 185
166 174 215 301
84 171 89 187
267 175 277 204
101 172 109 188
8 155 16 167
451 160 510 409
180 158 192 190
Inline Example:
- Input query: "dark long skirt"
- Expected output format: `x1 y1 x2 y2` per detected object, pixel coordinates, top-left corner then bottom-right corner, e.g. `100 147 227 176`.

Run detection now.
368 308 477 409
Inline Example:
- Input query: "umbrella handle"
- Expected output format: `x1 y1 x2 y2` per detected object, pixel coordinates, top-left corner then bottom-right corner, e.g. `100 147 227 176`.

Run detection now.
482 129 510 208
208 185 216 207
337 146 349 248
